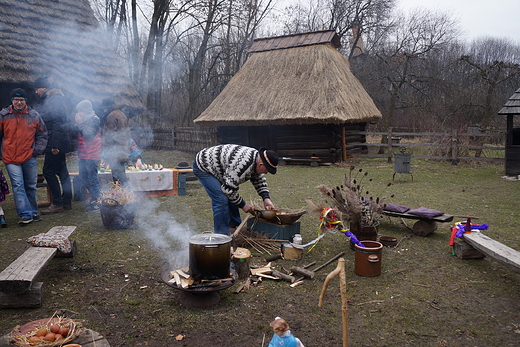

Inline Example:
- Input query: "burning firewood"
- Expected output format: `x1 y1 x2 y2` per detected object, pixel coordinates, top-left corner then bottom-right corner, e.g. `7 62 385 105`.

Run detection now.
167 268 195 288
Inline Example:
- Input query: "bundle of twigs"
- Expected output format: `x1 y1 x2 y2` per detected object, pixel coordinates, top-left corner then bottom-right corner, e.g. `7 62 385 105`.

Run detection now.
315 166 392 227
99 182 137 205
234 229 283 254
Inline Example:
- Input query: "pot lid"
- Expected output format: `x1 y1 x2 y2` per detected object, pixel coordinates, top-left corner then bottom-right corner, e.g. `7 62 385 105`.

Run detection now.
189 232 231 245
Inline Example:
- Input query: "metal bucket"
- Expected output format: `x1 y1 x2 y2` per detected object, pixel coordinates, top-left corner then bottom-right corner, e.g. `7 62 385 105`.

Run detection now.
354 241 383 277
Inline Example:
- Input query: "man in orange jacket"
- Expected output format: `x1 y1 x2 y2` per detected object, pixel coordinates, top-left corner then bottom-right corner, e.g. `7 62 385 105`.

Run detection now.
0 88 48 225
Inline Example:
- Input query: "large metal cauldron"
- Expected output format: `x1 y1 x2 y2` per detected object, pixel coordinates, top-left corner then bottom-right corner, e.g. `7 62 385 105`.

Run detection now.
189 232 231 281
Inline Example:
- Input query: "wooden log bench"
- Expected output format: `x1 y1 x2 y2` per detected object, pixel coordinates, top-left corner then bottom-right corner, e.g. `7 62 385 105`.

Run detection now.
0 226 77 308
383 210 454 236
461 232 520 273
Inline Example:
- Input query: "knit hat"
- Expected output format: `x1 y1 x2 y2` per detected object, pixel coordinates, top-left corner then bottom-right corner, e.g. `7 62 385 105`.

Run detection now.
10 88 28 101
76 99 94 116
101 97 114 109
259 147 278 174
33 77 50 89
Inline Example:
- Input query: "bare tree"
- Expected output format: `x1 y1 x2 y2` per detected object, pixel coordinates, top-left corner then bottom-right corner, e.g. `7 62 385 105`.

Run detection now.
460 38 520 130
327 0 395 59
373 9 459 146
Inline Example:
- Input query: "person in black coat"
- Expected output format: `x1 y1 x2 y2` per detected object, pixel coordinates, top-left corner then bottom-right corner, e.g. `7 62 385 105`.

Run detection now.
34 77 73 214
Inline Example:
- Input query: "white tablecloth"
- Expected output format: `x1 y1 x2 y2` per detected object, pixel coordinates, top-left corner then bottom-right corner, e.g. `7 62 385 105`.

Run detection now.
98 169 174 192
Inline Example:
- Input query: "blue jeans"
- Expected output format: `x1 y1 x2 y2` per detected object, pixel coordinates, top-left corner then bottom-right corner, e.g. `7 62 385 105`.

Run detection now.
43 152 72 206
5 157 38 218
193 161 241 235
78 159 101 202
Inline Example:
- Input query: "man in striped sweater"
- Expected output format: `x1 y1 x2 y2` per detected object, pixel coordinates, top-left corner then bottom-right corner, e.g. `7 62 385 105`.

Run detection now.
193 144 278 235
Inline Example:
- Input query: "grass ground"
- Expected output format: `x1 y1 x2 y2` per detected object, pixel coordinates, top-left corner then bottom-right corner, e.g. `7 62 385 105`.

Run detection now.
0 150 519 346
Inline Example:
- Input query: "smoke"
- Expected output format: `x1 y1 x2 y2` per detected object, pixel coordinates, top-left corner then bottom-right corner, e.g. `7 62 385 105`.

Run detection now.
135 198 196 271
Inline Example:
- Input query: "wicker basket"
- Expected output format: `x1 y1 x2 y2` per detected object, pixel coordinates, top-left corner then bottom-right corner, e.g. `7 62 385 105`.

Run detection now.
100 198 138 230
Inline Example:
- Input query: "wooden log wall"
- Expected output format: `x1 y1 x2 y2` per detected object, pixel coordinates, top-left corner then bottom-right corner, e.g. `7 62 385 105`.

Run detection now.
217 123 367 164
273 123 367 163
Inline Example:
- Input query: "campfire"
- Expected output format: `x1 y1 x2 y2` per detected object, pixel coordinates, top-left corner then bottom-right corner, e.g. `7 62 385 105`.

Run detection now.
166 267 234 290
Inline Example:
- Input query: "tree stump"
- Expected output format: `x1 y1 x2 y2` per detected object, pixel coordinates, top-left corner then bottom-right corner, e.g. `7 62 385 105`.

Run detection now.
412 220 437 236
232 247 251 279
453 239 486 259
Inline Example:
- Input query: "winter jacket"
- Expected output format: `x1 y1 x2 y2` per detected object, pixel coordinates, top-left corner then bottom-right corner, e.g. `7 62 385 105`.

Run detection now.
72 114 102 160
37 88 72 153
0 105 48 164
195 144 270 208
268 331 304 347
102 108 130 162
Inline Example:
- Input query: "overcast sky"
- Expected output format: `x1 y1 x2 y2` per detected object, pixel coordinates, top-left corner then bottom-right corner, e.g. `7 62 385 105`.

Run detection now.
396 0 520 43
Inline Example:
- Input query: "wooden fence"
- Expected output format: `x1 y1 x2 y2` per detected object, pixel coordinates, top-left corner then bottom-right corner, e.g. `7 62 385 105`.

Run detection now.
131 126 506 163
349 128 505 163
132 127 218 153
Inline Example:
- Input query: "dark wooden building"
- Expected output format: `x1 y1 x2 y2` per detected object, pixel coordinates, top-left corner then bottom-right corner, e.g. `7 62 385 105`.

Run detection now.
0 0 143 116
499 88 520 175
193 30 382 164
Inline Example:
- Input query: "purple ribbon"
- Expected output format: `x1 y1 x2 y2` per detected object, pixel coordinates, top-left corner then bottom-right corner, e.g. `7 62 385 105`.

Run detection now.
344 229 364 247
455 223 489 238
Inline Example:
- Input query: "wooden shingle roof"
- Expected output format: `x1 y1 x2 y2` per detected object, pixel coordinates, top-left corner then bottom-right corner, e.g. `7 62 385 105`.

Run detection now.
498 88 520 115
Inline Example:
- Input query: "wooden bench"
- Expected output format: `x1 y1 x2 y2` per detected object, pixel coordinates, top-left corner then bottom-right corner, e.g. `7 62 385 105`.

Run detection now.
0 226 77 308
37 181 52 207
461 232 520 273
383 210 454 236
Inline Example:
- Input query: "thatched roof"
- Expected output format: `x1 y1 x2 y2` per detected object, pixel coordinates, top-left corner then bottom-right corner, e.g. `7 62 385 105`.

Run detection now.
0 0 143 115
498 88 520 115
194 30 381 127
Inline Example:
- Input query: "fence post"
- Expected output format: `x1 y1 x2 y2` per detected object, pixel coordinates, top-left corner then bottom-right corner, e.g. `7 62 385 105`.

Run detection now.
172 127 176 150
387 127 393 163
451 129 458 165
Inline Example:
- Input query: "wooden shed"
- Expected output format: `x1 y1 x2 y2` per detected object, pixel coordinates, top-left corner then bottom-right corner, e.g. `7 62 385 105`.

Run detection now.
498 88 520 175
0 0 143 116
193 30 382 165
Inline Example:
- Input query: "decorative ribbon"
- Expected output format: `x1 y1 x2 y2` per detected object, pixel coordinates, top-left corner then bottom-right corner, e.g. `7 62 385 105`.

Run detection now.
449 221 489 246
303 208 364 252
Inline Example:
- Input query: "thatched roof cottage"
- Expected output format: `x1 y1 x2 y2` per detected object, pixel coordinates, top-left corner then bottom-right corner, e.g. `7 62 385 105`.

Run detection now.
0 0 142 116
194 30 382 164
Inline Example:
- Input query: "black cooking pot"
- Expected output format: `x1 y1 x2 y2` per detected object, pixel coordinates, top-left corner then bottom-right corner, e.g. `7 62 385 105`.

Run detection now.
189 232 232 281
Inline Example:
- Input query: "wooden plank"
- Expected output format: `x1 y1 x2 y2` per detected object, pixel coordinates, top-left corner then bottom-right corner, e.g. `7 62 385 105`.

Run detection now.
462 232 520 273
46 226 76 238
383 210 454 223
0 247 57 294
46 226 77 257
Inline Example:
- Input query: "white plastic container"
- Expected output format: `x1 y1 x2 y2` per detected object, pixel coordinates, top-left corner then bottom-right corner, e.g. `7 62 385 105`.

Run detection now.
292 234 302 245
